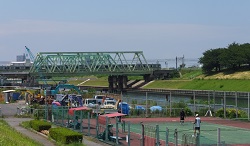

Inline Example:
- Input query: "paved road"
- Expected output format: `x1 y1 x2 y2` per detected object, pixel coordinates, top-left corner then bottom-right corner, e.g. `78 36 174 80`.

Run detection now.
0 100 108 146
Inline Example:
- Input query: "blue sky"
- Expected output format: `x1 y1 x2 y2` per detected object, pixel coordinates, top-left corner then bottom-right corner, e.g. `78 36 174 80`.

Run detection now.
1 0 250 66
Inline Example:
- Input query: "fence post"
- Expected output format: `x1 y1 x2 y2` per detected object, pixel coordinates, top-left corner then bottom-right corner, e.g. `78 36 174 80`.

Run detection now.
60 108 62 125
116 117 119 145
67 108 70 127
235 91 238 118
122 120 125 132
46 104 49 121
105 116 108 141
248 93 250 121
88 112 90 135
56 107 59 124
156 125 160 146
193 91 196 115
166 127 169 146
128 121 130 146
73 110 76 130
61 108 64 126
223 92 226 118
141 122 145 146
174 129 178 146
96 114 99 138
80 110 83 133
51 106 53 122
170 91 172 117
217 128 220 146
213 90 215 114
145 92 147 117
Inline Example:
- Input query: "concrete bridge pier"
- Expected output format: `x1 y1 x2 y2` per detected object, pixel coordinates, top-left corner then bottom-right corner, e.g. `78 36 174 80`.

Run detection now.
122 76 128 89
108 75 128 92
143 74 152 82
118 75 128 91
108 76 117 92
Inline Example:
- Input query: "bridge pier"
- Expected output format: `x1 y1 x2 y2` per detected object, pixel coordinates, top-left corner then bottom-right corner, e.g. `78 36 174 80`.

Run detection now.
108 75 128 92
143 74 152 82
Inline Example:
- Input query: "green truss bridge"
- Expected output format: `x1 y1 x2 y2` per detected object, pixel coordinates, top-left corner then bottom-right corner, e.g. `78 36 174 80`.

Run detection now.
30 51 160 77
28 51 165 91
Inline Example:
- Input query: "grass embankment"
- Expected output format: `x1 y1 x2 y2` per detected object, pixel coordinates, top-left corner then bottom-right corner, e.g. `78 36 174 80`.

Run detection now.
146 69 250 91
0 119 42 146
144 79 250 92
64 69 250 92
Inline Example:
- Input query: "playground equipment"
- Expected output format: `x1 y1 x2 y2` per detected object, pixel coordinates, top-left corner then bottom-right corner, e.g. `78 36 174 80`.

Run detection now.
98 112 126 141
98 124 114 141
66 107 91 129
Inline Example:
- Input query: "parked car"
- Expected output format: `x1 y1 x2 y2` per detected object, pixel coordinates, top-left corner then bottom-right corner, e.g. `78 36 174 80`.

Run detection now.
93 95 105 104
101 100 117 109
83 99 98 108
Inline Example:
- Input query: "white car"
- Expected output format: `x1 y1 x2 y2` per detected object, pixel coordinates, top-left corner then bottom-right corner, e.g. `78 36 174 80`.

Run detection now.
101 100 116 109
83 99 98 108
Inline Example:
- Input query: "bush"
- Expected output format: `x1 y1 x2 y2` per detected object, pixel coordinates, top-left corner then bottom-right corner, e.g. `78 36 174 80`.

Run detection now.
215 108 248 118
184 107 192 116
30 120 51 132
169 101 193 116
49 127 82 144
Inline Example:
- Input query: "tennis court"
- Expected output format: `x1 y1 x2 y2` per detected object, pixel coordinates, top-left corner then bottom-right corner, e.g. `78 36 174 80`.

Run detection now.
123 117 250 145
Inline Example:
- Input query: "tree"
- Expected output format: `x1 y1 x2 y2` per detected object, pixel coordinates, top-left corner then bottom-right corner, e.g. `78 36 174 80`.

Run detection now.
199 48 224 73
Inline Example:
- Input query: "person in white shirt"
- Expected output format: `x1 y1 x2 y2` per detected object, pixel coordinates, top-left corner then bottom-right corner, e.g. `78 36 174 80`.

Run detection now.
193 114 201 136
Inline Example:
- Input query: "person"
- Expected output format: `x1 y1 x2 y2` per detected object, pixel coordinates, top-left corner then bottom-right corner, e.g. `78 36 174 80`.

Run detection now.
117 107 122 122
193 114 201 136
180 108 186 125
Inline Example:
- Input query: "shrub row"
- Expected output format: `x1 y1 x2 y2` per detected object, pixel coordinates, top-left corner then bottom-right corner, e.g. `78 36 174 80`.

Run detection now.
30 120 51 132
215 108 248 118
49 127 82 144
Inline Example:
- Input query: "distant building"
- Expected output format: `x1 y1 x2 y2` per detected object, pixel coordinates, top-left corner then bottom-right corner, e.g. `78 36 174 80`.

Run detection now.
16 54 26 62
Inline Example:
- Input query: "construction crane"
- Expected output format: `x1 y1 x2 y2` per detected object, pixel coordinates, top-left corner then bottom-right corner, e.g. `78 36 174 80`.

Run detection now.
25 46 35 62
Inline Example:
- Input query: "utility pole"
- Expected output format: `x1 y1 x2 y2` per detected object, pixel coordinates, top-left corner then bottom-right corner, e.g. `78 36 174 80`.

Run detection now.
176 55 185 70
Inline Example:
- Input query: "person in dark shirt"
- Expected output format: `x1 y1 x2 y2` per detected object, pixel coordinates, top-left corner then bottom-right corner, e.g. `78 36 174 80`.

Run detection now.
180 108 186 125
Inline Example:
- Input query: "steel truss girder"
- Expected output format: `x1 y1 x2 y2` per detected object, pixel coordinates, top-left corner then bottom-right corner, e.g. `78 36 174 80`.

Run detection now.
30 51 158 77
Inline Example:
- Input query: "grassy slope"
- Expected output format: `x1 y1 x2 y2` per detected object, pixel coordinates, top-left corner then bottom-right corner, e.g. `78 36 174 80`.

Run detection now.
144 79 250 92
0 120 42 146
144 68 250 91
66 69 250 92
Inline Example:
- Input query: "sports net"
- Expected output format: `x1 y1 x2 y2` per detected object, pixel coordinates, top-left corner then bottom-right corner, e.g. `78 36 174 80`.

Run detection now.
181 133 196 146
143 124 157 146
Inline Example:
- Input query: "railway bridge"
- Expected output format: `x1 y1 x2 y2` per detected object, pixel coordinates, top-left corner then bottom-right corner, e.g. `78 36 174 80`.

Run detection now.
0 51 172 91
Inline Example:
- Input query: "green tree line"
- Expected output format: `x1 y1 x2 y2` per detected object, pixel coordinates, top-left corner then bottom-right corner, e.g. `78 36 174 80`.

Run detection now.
199 42 250 73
